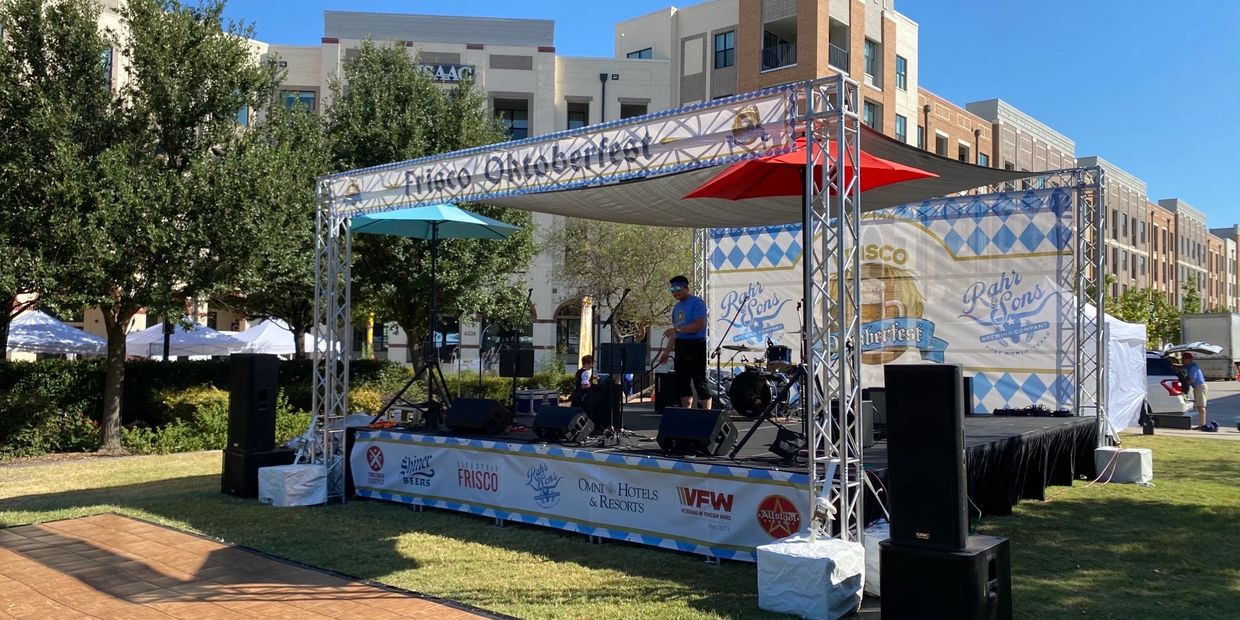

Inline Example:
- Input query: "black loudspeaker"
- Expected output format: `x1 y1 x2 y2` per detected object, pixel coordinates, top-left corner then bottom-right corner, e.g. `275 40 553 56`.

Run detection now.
862 387 887 426
885 364 968 551
656 407 737 456
221 447 295 497
499 349 535 378
446 398 514 435
655 372 677 414
880 536 1012 620
581 383 623 431
227 353 280 453
830 399 876 448
533 406 595 443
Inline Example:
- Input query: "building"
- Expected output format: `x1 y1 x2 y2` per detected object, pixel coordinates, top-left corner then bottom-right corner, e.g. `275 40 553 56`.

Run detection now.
965 99 1075 175
1077 156 1149 298
918 88 991 165
1148 201 1178 302
1210 225 1239 312
1159 199 1209 309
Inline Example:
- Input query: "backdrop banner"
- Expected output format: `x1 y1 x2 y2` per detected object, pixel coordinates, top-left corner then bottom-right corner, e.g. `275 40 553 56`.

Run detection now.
329 88 796 215
708 187 1077 413
351 430 810 561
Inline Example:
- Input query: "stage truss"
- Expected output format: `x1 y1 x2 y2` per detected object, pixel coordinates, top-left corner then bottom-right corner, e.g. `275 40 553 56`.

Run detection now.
308 75 1103 549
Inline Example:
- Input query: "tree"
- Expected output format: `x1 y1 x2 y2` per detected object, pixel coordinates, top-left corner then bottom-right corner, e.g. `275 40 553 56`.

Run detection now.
552 220 694 342
1112 287 1180 348
1181 274 1202 314
5 0 281 452
225 98 330 358
325 40 535 353
0 0 111 351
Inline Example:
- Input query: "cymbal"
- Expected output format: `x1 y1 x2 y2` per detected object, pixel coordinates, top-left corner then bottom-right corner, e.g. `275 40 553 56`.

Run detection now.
722 344 761 352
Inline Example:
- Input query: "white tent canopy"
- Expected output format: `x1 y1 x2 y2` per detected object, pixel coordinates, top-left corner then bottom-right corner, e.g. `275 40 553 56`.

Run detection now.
233 319 325 356
126 322 245 358
7 310 106 356
1084 304 1147 436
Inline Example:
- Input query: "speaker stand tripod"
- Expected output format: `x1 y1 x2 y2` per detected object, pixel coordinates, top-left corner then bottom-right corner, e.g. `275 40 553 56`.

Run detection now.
373 354 452 430
728 364 807 460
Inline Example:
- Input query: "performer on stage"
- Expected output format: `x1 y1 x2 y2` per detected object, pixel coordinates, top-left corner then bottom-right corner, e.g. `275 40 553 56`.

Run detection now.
571 354 595 408
658 275 712 409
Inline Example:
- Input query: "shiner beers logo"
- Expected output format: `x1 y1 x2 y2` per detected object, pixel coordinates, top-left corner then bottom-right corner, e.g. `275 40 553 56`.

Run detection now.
756 495 801 538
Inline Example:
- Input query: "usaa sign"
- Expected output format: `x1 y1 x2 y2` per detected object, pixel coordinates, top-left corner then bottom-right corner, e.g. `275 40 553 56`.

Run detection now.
417 63 475 83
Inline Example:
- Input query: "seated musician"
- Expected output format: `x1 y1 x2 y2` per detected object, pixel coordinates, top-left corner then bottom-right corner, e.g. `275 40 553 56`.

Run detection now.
571 355 596 408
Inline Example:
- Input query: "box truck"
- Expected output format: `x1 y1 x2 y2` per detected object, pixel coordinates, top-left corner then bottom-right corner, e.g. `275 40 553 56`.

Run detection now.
1180 313 1240 380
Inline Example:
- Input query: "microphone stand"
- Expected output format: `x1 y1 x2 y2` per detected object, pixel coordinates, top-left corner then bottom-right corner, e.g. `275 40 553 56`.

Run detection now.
712 293 749 408
602 289 631 435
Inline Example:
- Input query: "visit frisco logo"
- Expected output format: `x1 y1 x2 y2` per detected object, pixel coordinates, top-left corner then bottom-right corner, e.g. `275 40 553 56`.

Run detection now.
677 487 734 520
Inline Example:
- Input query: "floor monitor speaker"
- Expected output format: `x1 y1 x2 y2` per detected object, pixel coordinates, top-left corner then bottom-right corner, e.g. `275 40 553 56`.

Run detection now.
533 406 595 444
227 353 280 453
880 536 1012 620
656 407 737 456
884 363 968 551
446 398 513 435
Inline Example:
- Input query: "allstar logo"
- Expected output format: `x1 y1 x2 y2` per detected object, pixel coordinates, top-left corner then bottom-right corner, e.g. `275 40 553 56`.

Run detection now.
756 495 801 539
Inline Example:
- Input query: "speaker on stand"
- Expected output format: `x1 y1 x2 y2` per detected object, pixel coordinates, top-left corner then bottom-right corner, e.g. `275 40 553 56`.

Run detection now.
222 354 293 497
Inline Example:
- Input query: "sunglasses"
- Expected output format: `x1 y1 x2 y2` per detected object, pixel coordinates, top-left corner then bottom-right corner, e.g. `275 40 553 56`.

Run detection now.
668 285 686 293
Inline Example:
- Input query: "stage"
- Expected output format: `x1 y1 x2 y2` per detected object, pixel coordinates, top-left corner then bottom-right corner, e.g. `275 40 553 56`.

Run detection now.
346 402 1097 562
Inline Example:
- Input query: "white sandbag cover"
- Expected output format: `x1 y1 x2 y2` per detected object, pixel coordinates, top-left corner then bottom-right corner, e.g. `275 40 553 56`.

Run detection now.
1095 447 1153 485
862 520 890 596
757 533 865 620
258 464 327 506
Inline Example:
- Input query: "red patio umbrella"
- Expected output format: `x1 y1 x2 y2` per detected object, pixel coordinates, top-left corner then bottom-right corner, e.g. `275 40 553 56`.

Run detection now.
685 137 937 200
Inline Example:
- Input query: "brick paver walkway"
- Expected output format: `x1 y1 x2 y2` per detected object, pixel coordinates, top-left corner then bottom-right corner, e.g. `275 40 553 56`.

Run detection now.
0 513 486 619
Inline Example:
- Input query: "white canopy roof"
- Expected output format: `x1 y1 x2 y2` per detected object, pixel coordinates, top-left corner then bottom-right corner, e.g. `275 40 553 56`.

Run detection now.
126 322 246 357
7 310 106 356
232 319 325 356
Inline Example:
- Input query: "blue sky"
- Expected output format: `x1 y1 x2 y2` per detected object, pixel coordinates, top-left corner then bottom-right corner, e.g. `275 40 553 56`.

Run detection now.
221 0 1240 228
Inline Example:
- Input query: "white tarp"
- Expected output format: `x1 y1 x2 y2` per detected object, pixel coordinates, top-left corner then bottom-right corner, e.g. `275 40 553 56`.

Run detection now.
232 319 323 356
126 322 245 357
1089 305 1146 436
7 310 106 356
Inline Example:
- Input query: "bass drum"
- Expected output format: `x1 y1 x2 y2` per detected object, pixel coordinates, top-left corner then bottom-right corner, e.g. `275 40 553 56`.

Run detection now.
727 370 781 418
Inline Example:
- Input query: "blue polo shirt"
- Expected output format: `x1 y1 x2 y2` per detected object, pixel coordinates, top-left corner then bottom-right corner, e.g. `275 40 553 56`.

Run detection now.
1185 361 1206 387
673 294 708 340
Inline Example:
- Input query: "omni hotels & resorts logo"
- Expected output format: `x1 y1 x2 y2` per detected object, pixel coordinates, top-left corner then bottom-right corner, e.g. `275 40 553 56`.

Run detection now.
579 478 659 514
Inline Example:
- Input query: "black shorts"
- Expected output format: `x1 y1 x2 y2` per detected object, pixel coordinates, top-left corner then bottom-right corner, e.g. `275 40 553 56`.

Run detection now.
673 339 709 399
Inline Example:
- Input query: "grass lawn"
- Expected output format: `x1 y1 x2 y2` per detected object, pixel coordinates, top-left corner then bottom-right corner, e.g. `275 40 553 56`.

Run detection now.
1 435 1237 619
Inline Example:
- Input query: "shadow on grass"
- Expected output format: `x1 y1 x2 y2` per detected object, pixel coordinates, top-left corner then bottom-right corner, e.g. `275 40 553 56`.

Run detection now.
980 496 1240 620
0 474 791 619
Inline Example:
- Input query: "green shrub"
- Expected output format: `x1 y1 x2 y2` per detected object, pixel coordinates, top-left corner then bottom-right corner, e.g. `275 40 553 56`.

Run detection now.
0 393 100 459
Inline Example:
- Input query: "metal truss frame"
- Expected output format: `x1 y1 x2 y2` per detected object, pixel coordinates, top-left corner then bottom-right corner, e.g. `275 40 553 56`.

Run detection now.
796 75 865 542
309 179 351 501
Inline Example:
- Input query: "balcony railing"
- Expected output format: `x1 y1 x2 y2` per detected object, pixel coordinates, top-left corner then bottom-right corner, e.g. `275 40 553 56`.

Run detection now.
761 42 797 71
828 43 849 70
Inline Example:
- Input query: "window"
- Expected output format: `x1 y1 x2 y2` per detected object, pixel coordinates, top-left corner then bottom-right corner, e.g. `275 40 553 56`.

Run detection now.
1112 248 1118 275
554 302 581 357
978 153 990 167
1112 210 1118 239
567 101 589 130
894 114 907 143
958 143 970 163
1121 213 1128 238
916 125 925 149
280 89 317 111
864 39 878 78
1003 161 1015 171
863 100 880 131
494 98 529 140
895 55 907 91
620 103 647 119
935 134 948 156
235 105 249 127
626 47 652 59
102 48 114 91
714 31 735 69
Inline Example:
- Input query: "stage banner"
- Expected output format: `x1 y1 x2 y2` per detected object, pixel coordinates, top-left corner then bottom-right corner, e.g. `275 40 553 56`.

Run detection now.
708 187 1076 413
351 430 809 561
329 88 796 216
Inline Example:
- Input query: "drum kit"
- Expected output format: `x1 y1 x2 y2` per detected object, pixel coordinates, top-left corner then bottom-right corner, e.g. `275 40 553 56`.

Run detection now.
718 343 800 418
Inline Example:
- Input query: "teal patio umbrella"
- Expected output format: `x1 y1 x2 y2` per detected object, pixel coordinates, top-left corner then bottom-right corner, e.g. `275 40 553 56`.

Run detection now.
351 204 519 362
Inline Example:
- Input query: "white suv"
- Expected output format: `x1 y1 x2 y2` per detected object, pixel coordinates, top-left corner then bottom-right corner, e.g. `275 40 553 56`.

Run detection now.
1145 351 1192 415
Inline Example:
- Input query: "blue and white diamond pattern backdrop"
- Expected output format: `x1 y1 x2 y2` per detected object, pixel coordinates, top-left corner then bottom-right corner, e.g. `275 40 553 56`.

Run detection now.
708 187 1077 412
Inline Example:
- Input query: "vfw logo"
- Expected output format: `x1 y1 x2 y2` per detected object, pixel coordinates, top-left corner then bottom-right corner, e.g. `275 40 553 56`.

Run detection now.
959 270 1057 355
365 445 385 485
756 495 801 538
677 487 735 522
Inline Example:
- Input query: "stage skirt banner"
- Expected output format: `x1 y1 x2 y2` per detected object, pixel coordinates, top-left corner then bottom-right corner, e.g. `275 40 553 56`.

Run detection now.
351 430 809 561
329 88 796 216
708 187 1077 414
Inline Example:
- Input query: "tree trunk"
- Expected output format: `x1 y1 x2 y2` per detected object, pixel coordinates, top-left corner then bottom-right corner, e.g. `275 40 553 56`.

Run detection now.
99 308 130 454
289 317 309 360
0 310 11 355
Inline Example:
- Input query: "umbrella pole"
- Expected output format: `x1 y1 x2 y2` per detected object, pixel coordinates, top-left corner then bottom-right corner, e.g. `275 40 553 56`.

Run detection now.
429 223 439 406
